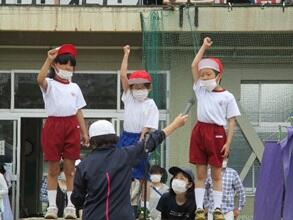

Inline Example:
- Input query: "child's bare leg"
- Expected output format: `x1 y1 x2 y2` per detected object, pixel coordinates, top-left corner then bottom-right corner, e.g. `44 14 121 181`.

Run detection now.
211 166 223 210
63 159 76 207
194 165 208 209
47 161 60 207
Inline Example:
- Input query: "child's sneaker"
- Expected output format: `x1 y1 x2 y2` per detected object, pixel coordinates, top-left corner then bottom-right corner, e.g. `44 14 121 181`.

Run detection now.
213 208 225 220
194 208 205 220
64 206 77 219
44 206 58 219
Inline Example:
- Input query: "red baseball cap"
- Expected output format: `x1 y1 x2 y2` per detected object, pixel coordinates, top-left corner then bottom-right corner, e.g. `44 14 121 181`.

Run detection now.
198 58 224 77
128 70 152 85
57 44 77 58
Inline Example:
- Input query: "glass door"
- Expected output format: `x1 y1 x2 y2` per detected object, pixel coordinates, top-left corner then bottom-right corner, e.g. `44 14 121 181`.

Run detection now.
0 118 20 219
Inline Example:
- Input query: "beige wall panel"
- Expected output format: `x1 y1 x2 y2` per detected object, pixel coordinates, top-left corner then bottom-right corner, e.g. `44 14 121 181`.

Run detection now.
168 52 195 169
0 7 146 32
198 7 293 32
1 6 293 32
0 48 142 70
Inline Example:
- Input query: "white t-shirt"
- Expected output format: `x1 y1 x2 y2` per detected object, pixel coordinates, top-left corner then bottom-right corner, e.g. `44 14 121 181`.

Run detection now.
193 81 241 126
41 78 86 117
122 90 159 133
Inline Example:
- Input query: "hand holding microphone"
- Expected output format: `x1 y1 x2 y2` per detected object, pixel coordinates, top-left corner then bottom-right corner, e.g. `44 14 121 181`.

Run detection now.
181 95 196 115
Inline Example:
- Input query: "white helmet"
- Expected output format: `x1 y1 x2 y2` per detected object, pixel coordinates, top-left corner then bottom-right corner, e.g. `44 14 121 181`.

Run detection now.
89 120 116 138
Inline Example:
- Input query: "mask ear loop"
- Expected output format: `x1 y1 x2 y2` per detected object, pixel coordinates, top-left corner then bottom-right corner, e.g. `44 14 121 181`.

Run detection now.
215 73 222 85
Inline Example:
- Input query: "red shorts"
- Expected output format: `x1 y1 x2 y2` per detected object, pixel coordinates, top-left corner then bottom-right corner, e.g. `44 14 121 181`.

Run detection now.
41 115 80 161
189 121 227 168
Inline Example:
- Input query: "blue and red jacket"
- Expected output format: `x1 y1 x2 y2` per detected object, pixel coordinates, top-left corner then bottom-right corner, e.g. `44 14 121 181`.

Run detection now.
71 130 165 220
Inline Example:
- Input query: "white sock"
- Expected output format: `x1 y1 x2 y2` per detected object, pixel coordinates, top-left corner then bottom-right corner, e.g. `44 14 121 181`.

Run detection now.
194 188 205 209
213 190 223 210
67 191 74 207
142 201 150 209
48 190 57 207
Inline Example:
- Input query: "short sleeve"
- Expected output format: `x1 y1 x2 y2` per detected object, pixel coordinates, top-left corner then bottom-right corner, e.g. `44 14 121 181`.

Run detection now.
156 193 169 218
227 95 241 119
156 193 168 213
75 85 86 110
121 90 132 103
144 101 159 130
40 78 52 96
193 80 204 98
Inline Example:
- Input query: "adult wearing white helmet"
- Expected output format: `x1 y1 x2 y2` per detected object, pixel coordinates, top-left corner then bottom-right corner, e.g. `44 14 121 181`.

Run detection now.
71 115 188 220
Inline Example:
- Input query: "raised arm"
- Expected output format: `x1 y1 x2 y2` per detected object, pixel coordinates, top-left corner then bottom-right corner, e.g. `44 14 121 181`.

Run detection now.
162 114 188 137
37 48 59 91
191 37 213 82
143 114 188 153
120 45 131 92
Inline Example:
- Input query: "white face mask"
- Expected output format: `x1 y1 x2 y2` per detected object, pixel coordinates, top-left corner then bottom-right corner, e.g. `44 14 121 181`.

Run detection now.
132 89 148 101
172 179 188 194
150 174 162 183
200 79 217 92
56 68 73 81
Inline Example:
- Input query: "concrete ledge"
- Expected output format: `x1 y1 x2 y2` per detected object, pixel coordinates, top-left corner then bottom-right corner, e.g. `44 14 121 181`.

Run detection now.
0 6 293 32
0 6 155 32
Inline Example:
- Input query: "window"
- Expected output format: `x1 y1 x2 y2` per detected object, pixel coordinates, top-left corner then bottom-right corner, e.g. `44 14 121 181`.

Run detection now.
237 81 293 189
14 73 44 109
241 81 293 124
0 73 11 109
73 73 117 109
2 71 169 113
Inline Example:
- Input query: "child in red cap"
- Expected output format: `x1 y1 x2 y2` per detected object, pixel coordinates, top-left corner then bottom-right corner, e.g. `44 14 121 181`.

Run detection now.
190 37 241 220
37 44 89 219
119 45 159 218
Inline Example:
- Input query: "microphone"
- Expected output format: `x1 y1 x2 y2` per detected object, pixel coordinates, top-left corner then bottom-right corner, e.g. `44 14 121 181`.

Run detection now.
181 95 196 115
144 133 151 153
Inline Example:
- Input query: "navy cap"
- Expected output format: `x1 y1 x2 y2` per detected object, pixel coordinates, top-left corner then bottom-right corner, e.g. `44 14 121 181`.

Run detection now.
169 166 194 182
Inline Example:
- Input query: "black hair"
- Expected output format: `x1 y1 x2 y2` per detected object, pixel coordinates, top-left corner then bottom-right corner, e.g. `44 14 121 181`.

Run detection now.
129 83 151 90
213 70 220 77
150 165 168 183
0 165 6 175
90 134 118 149
212 70 222 84
169 172 195 201
48 53 77 79
150 165 164 175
